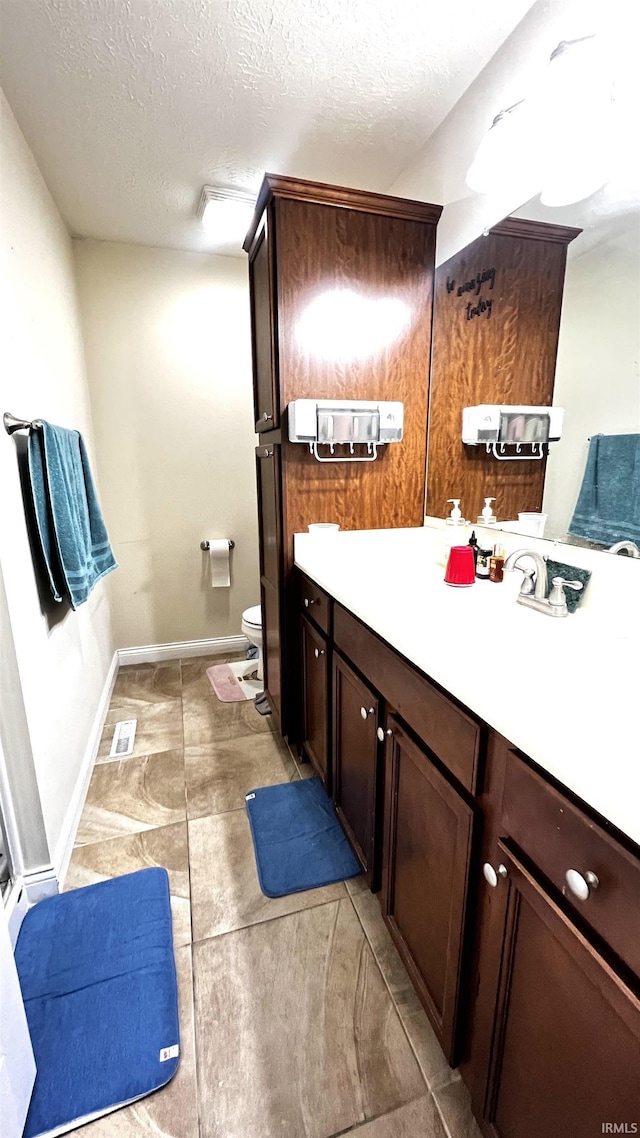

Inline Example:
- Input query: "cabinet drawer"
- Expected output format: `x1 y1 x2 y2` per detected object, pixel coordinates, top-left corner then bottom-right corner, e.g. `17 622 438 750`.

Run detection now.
299 574 331 634
334 605 482 794
502 752 640 976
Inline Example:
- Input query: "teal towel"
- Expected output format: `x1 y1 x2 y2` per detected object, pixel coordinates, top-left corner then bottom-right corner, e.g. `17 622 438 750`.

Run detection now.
28 422 117 609
569 433 640 547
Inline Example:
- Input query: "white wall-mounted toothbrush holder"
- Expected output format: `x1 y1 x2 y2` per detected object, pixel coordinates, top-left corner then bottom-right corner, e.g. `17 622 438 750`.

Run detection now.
289 399 404 464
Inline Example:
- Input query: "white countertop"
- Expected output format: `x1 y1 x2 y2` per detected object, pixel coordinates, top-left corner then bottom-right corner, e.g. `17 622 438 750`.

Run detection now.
295 526 640 847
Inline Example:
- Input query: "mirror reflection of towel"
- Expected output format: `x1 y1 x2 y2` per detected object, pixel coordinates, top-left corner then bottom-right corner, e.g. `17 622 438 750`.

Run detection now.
569 433 640 546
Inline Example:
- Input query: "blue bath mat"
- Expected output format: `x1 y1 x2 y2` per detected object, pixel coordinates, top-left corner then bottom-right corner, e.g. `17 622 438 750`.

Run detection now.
245 777 362 897
15 868 180 1138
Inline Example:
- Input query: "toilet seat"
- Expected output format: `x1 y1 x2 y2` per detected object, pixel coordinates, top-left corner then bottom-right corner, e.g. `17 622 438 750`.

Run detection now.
242 604 262 628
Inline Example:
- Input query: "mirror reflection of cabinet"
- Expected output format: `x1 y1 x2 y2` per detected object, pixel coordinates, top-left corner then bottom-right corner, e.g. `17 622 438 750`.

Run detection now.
426 217 579 527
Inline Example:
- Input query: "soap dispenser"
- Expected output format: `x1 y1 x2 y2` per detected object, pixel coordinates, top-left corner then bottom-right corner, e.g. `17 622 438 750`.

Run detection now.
437 499 466 568
477 497 497 525
446 499 465 526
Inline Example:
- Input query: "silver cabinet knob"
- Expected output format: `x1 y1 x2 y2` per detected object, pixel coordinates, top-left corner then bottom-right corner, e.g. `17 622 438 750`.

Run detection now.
360 706 374 720
304 597 314 607
376 727 393 741
313 647 325 658
262 411 273 422
262 448 273 457
483 862 508 888
565 869 599 901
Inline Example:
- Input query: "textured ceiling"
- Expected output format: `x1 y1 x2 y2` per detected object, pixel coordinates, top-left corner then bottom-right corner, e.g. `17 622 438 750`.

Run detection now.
0 0 534 253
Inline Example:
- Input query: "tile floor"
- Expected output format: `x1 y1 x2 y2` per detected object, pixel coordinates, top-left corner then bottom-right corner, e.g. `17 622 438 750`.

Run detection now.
65 655 481 1138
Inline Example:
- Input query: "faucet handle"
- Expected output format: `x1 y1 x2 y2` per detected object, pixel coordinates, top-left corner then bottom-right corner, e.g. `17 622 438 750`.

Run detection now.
549 576 584 607
520 567 535 596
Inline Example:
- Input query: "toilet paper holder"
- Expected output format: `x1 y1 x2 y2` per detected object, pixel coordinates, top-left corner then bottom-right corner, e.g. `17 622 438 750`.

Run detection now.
200 539 234 551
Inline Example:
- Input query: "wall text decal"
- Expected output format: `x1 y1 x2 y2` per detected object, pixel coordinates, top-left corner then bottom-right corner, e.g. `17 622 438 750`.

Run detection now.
446 267 497 320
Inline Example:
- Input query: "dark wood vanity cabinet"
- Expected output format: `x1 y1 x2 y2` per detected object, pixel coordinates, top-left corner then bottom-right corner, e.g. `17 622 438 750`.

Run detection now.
478 841 640 1138
332 653 381 881
294 587 640 1137
381 716 475 1064
300 615 329 788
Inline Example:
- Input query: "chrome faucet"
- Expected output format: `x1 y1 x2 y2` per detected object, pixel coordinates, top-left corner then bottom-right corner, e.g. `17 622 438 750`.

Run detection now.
608 540 640 558
503 548 583 617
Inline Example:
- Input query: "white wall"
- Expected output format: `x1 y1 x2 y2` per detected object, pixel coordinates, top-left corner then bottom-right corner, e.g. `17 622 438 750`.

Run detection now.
0 91 115 862
542 226 640 537
73 240 259 649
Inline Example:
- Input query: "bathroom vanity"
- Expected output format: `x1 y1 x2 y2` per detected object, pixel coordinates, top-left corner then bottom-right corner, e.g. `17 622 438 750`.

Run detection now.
293 526 640 1138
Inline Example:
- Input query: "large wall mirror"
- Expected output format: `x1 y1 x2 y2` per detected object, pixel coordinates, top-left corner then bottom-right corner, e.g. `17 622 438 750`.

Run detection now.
524 196 640 548
425 59 640 560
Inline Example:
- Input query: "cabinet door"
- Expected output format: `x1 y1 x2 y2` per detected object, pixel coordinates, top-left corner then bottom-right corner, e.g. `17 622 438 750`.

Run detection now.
248 217 279 432
301 616 329 788
332 653 380 880
261 578 281 724
481 842 640 1138
255 443 282 723
255 442 281 589
381 716 474 1064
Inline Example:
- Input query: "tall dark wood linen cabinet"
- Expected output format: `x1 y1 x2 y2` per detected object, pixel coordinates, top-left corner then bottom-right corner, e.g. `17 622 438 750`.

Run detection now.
243 175 442 736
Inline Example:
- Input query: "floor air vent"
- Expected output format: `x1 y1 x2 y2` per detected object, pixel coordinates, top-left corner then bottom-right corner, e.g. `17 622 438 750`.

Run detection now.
109 719 137 759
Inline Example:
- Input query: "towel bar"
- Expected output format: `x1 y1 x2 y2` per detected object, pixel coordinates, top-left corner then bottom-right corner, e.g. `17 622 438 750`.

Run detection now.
3 411 43 435
200 539 235 551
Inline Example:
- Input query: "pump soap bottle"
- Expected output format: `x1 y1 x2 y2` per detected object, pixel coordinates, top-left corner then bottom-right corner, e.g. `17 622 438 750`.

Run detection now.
477 497 497 526
438 499 466 567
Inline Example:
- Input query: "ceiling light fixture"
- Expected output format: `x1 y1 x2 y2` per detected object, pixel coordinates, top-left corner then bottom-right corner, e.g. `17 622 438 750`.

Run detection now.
538 36 610 206
196 186 256 249
465 99 541 202
466 34 610 209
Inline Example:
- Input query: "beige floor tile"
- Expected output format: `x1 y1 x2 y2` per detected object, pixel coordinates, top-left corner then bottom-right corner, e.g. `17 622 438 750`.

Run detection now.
343 1095 448 1137
97 700 183 762
77 944 198 1138
188 808 347 941
352 890 454 1092
184 731 297 819
292 752 317 779
345 874 370 896
192 899 426 1138
75 750 186 843
111 661 182 706
66 823 191 947
182 690 275 746
433 1079 482 1138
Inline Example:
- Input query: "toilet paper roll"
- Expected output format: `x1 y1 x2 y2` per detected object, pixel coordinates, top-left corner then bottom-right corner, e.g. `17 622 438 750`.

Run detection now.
207 539 231 588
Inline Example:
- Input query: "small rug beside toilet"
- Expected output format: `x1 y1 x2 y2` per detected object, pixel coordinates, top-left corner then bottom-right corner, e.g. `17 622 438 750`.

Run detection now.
15 868 180 1138
245 778 361 897
207 661 262 702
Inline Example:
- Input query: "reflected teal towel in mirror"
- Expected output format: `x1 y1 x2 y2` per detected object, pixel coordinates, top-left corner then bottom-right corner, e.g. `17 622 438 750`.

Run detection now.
28 421 117 609
569 433 640 547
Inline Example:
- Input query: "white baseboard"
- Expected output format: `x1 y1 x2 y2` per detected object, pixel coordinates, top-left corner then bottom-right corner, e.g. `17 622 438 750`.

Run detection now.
117 634 249 667
53 651 119 889
4 877 30 945
22 865 59 905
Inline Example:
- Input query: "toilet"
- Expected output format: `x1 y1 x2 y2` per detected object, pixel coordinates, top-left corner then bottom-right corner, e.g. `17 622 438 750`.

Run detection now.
241 604 263 682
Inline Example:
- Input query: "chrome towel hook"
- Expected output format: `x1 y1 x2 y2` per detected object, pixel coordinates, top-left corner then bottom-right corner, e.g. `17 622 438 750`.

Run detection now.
4 411 43 435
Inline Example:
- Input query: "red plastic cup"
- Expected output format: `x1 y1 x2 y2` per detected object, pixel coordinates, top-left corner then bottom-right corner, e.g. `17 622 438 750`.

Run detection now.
444 545 476 587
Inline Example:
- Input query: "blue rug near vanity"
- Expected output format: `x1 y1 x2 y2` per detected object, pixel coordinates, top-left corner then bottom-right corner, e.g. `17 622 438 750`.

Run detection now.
245 777 361 897
15 867 180 1138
